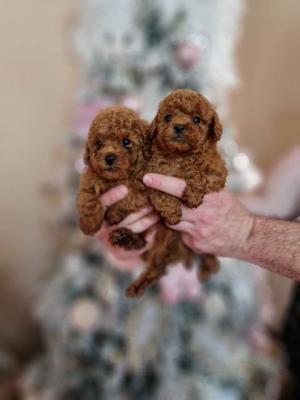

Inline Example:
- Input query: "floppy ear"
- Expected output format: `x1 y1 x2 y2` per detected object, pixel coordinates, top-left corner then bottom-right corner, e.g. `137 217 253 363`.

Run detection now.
149 114 158 141
83 142 90 165
137 115 158 161
141 129 153 161
137 120 152 161
208 111 222 142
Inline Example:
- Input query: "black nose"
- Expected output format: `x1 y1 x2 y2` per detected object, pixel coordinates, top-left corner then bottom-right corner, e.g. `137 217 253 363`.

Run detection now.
173 124 185 135
105 154 117 165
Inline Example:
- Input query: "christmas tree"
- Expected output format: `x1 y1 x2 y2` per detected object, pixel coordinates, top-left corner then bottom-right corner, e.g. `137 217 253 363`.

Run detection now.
22 1 280 399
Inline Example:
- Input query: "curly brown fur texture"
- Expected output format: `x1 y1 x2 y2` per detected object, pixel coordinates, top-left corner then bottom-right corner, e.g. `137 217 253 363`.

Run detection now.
126 89 227 297
77 106 150 249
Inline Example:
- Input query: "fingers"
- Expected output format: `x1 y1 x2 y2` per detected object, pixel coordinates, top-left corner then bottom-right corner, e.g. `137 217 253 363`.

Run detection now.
143 173 186 199
96 207 156 242
100 185 128 208
180 205 197 222
181 233 195 249
118 207 153 227
127 213 159 233
94 221 110 242
145 227 158 244
166 220 194 233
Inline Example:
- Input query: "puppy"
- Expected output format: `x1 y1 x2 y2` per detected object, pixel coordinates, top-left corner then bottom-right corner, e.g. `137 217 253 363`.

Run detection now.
77 106 150 250
126 89 227 297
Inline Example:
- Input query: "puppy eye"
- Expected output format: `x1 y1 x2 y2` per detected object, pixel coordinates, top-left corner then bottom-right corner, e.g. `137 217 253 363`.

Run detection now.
193 116 201 124
94 139 102 149
164 114 172 123
122 138 132 148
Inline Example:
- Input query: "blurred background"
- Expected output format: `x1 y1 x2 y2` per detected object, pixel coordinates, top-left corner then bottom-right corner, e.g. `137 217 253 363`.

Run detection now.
0 0 299 399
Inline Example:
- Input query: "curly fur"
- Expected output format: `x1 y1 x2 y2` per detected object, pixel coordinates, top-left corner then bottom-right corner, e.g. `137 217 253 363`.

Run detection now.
126 89 227 297
77 106 150 249
77 93 227 299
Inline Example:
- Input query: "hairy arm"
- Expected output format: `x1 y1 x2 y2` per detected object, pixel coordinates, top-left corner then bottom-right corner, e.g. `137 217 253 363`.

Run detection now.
237 217 300 280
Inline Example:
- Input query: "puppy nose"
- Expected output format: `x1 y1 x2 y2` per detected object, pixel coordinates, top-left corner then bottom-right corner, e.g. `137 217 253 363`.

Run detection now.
105 154 117 165
173 124 185 135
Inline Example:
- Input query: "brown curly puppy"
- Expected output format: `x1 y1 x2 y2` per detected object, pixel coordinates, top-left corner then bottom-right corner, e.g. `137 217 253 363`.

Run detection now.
148 89 227 221
77 106 150 250
126 89 227 297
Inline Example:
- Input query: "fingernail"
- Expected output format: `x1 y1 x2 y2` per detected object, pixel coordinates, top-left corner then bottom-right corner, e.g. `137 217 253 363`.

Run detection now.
119 185 128 196
143 174 152 185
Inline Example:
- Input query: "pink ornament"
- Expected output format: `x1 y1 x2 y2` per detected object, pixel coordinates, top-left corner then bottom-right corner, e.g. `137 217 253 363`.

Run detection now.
159 263 200 304
175 40 202 69
72 98 111 138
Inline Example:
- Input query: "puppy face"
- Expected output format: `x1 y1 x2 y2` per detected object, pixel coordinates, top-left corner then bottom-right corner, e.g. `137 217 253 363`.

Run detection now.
84 106 148 180
151 89 222 155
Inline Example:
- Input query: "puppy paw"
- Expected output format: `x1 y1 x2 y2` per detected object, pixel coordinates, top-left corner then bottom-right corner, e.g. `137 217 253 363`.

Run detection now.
162 211 182 225
105 207 128 226
110 228 147 250
182 188 204 209
149 192 182 225
79 216 102 236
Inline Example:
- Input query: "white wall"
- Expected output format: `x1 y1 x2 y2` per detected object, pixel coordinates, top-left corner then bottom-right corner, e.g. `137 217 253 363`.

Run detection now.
0 0 77 279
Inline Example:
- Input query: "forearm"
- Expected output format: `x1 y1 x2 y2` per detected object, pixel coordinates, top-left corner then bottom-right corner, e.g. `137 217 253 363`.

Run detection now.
236 217 300 280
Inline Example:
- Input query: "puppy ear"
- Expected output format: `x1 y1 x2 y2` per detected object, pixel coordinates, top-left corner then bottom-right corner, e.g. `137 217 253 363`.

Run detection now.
141 130 153 160
149 115 158 141
83 142 90 165
208 111 222 142
138 114 158 160
138 120 152 161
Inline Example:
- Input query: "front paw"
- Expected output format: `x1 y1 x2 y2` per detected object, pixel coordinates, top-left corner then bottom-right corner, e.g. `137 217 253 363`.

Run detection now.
110 228 147 250
161 209 182 225
105 207 128 226
182 187 204 209
79 215 102 235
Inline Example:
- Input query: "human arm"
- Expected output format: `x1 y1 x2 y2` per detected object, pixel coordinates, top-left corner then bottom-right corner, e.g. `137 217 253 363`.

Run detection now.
143 173 300 280
238 216 300 280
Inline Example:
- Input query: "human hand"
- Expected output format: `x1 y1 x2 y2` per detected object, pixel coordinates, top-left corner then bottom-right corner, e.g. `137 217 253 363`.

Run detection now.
143 173 254 258
95 185 159 270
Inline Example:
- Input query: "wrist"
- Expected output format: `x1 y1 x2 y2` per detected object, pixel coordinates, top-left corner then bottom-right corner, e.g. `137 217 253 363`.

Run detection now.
233 212 256 259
